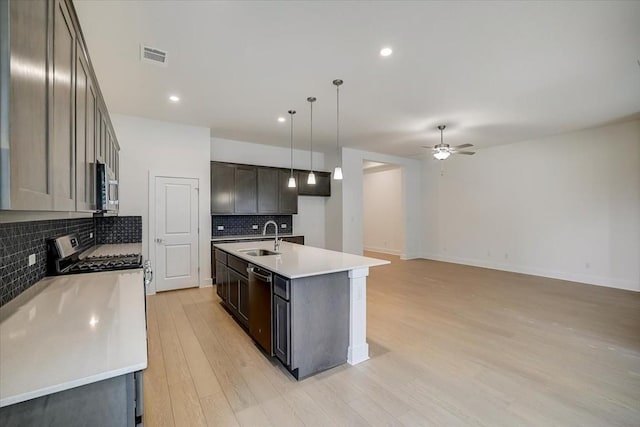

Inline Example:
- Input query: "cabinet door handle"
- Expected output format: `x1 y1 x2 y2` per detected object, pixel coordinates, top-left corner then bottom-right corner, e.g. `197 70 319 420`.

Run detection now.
247 267 272 283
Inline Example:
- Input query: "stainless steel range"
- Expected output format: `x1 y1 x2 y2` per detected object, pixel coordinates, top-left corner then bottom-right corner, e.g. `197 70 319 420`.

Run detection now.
48 234 142 275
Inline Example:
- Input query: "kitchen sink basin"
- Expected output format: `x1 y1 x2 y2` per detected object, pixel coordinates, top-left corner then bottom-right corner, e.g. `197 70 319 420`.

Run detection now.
238 248 280 256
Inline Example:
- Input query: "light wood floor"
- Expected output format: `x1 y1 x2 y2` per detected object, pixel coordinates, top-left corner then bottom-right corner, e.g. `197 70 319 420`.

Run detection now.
144 253 640 426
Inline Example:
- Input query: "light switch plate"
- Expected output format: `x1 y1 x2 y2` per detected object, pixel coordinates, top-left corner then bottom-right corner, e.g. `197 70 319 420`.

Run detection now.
217 225 224 231
281 224 287 228
252 225 258 230
28 254 36 266
89 232 94 238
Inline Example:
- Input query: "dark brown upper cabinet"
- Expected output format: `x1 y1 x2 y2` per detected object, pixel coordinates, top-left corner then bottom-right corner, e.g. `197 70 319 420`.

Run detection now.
210 162 235 214
257 167 279 214
234 165 258 214
278 170 298 214
0 0 119 212
211 162 332 215
297 171 331 197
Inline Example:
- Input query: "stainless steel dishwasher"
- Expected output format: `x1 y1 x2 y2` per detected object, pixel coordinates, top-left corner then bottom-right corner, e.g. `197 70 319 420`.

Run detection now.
247 264 273 354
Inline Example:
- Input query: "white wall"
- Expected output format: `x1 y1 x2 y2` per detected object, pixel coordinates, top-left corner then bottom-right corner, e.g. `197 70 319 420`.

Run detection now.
323 150 343 252
211 137 326 248
363 166 404 255
112 114 212 293
329 147 423 259
422 119 640 291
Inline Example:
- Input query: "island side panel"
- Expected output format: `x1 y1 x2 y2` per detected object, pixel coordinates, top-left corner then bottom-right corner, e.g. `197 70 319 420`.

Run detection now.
290 271 350 379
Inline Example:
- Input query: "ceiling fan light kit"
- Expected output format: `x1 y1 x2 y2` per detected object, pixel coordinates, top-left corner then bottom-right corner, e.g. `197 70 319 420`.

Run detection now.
426 125 476 160
433 149 450 160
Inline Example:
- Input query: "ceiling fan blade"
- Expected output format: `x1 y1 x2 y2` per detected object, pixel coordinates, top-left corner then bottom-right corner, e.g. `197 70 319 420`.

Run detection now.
453 143 473 149
453 151 475 155
421 146 434 149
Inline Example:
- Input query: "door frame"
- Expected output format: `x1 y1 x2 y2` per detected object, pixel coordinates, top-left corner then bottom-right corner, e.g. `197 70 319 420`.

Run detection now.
148 170 201 295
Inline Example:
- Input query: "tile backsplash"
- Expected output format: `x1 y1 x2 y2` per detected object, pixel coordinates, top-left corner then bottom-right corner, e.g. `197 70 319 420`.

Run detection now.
95 216 142 244
0 215 143 307
212 215 293 237
0 218 95 307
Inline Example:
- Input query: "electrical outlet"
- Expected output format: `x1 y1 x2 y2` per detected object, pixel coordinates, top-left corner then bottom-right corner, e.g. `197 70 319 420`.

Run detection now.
217 225 224 231
281 224 287 229
252 225 258 230
89 232 94 238
28 254 36 266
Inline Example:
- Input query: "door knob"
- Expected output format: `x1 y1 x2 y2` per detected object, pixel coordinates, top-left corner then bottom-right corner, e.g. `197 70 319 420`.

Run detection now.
156 238 164 244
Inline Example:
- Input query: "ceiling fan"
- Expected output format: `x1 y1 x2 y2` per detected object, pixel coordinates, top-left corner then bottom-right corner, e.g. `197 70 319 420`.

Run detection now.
423 125 475 160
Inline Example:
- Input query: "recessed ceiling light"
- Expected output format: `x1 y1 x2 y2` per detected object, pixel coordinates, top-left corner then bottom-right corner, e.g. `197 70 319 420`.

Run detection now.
277 117 286 123
380 47 393 57
169 95 180 102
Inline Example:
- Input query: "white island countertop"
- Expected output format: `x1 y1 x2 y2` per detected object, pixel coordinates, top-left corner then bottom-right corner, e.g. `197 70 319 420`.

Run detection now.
0 269 147 407
214 240 389 279
211 234 301 242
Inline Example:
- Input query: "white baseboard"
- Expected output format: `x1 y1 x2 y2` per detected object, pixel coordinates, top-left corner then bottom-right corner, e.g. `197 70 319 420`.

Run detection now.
363 245 401 256
200 278 213 288
420 253 639 292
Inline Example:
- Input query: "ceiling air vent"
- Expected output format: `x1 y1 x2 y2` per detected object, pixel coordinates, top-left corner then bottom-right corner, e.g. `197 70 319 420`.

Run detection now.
140 45 168 66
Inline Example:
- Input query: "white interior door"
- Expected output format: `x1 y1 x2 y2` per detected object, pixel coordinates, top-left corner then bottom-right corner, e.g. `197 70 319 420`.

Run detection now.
155 176 199 292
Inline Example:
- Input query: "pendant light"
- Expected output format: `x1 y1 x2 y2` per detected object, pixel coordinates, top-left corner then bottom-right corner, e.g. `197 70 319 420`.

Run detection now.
333 79 343 180
306 96 317 185
287 110 297 188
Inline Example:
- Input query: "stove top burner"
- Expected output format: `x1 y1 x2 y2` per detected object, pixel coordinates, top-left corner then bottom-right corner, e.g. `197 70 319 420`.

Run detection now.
47 235 144 276
66 253 143 274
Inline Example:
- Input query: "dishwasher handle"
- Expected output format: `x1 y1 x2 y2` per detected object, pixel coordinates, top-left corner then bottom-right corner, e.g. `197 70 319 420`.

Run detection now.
247 266 272 283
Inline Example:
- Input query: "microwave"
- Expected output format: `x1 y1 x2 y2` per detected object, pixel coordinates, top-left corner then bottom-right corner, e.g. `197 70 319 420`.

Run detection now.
96 162 119 212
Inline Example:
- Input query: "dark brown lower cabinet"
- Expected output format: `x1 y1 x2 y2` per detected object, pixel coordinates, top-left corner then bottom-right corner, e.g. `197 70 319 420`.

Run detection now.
215 260 227 301
228 269 240 313
0 372 142 426
238 275 249 326
227 267 249 327
273 294 290 366
213 248 348 381
211 245 216 282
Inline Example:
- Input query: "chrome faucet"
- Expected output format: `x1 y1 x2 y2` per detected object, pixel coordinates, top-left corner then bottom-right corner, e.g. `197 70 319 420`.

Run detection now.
263 220 280 251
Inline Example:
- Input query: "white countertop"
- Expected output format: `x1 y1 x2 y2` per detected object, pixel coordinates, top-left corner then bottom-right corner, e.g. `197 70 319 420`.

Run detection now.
211 234 301 242
81 243 142 258
0 270 148 407
214 240 389 279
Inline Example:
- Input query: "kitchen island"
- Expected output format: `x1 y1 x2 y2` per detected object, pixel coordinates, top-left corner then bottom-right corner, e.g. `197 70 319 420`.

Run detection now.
213 240 389 379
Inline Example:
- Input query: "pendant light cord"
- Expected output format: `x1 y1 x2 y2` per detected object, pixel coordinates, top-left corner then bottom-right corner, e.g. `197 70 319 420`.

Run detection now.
336 84 340 154
310 100 313 172
290 112 294 177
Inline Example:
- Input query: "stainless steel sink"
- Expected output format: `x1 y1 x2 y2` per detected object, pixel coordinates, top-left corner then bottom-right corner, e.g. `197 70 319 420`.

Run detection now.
238 248 280 257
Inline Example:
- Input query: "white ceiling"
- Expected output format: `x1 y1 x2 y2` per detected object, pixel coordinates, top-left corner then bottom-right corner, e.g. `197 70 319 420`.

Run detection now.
73 1 640 158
